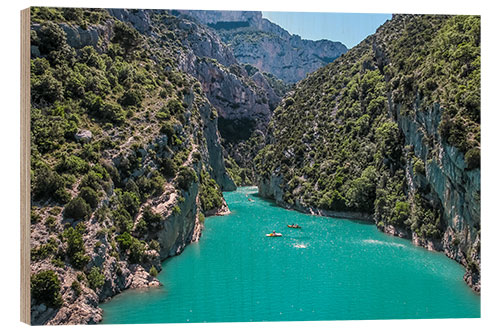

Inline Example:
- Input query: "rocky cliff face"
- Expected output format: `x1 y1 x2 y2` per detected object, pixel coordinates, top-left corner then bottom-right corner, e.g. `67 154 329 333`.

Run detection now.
174 10 348 83
29 7 241 324
256 14 480 291
110 9 280 185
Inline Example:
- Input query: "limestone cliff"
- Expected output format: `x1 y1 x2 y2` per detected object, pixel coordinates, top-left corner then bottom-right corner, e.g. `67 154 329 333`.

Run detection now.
174 10 348 83
110 9 281 185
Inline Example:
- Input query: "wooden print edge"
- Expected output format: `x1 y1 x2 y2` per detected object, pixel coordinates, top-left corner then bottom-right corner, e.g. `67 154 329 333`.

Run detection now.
20 7 31 325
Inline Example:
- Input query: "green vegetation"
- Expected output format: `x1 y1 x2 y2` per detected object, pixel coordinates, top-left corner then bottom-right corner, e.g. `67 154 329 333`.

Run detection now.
465 147 480 169
172 205 181 215
64 197 92 220
256 40 397 214
71 280 82 297
87 267 105 291
256 15 479 239
31 270 63 308
29 9 230 310
116 232 145 264
199 170 223 212
149 266 158 277
31 237 58 261
385 15 480 158
223 133 265 185
62 224 90 270
177 166 196 191
31 7 110 28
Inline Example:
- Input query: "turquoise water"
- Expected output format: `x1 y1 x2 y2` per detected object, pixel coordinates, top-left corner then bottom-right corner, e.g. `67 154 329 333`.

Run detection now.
100 187 480 324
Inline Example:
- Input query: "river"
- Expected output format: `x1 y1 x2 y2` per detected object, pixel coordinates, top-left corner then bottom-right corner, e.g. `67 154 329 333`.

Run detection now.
100 187 480 324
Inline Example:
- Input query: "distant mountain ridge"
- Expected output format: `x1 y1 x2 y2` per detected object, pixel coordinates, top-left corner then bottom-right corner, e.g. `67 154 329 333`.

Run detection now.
172 10 348 83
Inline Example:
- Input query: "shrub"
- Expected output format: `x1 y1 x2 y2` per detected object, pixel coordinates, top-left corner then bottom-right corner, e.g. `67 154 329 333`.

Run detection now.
62 7 84 23
160 121 175 138
413 159 425 175
80 46 104 69
172 205 181 215
116 232 144 263
177 167 196 191
45 216 57 231
32 165 70 203
120 191 140 217
86 95 125 124
136 173 166 200
346 166 377 212
31 270 63 308
149 266 158 277
465 147 480 169
159 157 177 178
62 226 89 270
79 170 103 192
31 210 41 224
143 206 162 226
199 171 223 212
31 237 58 261
37 22 66 55
113 207 133 233
149 240 160 252
56 155 89 175
166 99 184 115
128 238 145 264
119 86 144 107
87 267 105 291
71 280 82 297
392 201 410 225
51 257 65 268
112 21 142 54
31 72 64 103
134 218 147 236
80 186 99 209
63 197 91 220
116 231 133 251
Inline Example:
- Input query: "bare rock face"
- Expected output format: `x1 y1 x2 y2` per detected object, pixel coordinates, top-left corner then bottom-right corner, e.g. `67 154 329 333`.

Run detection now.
174 10 348 83
31 23 112 52
107 8 152 34
198 101 237 191
74 129 92 143
393 102 480 292
112 9 276 168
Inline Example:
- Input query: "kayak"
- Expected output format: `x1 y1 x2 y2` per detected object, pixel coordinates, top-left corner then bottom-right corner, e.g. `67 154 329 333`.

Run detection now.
287 225 301 229
266 233 282 237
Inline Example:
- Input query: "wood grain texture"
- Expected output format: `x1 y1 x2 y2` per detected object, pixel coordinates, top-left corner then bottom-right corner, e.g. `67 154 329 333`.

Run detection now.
20 7 31 325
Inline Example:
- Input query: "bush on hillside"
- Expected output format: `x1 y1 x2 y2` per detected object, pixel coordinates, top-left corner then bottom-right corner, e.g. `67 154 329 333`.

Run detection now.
177 167 196 191
31 270 63 308
87 267 105 291
63 197 91 220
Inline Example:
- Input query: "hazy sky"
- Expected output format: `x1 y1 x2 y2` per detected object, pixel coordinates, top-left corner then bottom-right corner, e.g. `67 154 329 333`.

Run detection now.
262 12 392 49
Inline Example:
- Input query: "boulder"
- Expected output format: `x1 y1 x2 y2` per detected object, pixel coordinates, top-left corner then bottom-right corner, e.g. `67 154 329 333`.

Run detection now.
75 130 92 143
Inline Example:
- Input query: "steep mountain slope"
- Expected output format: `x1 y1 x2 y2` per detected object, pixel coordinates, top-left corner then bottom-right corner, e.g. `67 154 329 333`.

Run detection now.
173 10 348 83
255 15 480 291
110 9 287 186
28 7 252 324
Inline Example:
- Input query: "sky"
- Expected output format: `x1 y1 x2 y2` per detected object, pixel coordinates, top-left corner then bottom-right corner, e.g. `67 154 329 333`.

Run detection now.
262 12 392 49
